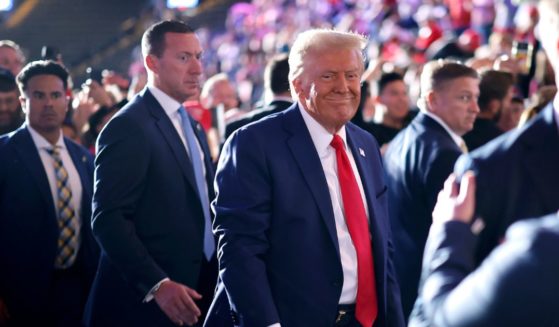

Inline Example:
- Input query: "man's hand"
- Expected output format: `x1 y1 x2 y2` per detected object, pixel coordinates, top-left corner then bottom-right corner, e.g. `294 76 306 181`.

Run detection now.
154 280 202 326
433 171 476 224
0 297 10 325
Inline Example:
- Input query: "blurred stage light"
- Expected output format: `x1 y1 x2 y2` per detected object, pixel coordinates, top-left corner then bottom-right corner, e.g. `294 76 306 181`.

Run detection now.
167 0 199 9
0 0 13 11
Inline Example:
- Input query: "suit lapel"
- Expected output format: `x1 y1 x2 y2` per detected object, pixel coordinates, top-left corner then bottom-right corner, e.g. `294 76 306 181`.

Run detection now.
11 127 57 216
521 104 559 212
142 89 199 195
346 126 386 278
284 107 340 255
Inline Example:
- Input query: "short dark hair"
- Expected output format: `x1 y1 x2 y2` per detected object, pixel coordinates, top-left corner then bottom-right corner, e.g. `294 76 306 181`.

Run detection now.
378 72 404 95
265 53 290 95
477 70 515 111
0 68 17 93
141 20 195 58
16 60 69 92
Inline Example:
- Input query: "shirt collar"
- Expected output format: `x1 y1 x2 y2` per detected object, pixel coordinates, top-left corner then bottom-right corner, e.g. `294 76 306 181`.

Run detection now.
298 102 348 157
148 84 183 116
423 110 466 148
27 123 65 150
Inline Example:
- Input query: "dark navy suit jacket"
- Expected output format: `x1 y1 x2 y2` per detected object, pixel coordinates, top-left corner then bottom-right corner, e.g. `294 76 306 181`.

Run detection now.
410 213 559 327
383 113 463 318
454 103 559 263
204 104 404 327
84 88 215 326
0 126 98 321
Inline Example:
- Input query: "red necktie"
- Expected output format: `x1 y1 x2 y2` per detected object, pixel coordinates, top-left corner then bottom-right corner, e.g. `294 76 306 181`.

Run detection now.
331 134 378 327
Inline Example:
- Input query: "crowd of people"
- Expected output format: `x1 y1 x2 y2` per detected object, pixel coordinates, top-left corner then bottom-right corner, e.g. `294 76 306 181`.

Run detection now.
1 0 559 326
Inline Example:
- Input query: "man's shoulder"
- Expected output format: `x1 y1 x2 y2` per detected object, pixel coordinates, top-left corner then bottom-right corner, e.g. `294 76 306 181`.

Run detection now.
0 127 28 151
234 104 295 135
387 117 458 157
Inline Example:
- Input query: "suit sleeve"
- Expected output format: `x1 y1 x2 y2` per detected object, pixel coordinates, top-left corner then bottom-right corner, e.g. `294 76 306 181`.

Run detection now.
370 138 405 327
418 218 559 327
91 116 167 296
385 225 406 327
212 129 279 327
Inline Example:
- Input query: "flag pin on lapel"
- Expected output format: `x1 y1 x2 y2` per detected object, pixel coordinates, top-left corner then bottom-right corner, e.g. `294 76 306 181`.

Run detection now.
82 155 87 163
359 148 365 157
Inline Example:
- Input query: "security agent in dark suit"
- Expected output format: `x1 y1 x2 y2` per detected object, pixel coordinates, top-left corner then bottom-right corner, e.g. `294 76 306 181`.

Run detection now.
453 0 559 266
0 60 98 326
410 172 559 327
224 53 292 139
383 60 480 320
84 21 217 327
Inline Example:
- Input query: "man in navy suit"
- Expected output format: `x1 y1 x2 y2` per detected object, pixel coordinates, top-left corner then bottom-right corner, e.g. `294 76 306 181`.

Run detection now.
205 29 404 327
410 172 559 327
0 60 98 326
453 0 559 265
84 20 216 327
383 60 479 319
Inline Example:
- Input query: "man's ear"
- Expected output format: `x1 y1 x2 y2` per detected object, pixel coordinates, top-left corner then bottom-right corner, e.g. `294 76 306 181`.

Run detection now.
145 54 158 74
426 91 437 113
19 95 27 114
488 99 501 117
291 78 302 95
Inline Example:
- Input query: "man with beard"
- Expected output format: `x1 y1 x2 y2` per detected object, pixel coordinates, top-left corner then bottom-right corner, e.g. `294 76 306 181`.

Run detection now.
0 68 24 134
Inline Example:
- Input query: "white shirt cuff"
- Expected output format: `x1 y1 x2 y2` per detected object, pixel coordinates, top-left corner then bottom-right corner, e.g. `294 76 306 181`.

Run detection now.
143 278 170 303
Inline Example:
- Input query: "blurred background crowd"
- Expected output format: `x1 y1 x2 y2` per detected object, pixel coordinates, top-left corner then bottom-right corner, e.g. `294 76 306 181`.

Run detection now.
0 0 554 158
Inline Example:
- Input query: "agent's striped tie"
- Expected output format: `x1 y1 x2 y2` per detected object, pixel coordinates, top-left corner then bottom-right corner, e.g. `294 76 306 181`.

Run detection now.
47 147 80 269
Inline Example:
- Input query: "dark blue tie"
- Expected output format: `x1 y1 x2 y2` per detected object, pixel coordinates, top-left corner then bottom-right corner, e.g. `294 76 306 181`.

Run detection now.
178 107 215 260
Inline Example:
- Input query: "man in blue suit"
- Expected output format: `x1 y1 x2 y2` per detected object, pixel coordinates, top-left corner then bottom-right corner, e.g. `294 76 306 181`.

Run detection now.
383 60 479 319
84 20 216 327
453 0 559 264
410 172 559 327
205 29 404 327
0 60 98 326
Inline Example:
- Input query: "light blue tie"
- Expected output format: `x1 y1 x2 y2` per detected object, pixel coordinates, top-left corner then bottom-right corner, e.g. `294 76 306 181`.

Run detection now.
178 107 215 260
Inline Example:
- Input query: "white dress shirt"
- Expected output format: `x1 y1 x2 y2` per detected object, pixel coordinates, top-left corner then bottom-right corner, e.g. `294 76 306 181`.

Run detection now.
27 125 83 235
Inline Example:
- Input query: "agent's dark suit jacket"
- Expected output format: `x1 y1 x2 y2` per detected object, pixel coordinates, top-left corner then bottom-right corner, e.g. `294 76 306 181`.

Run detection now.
383 113 463 319
204 104 404 327
84 88 215 326
224 99 292 139
0 126 98 322
409 214 559 327
454 103 559 263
